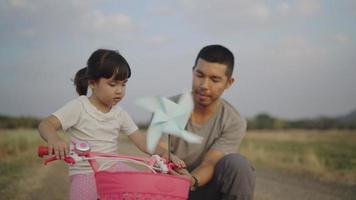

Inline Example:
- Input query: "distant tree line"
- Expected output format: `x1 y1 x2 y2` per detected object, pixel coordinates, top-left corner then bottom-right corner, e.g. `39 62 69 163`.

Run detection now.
0 114 40 129
1 110 356 130
247 113 356 130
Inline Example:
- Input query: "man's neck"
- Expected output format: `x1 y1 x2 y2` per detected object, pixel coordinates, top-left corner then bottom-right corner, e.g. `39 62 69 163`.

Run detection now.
191 99 221 125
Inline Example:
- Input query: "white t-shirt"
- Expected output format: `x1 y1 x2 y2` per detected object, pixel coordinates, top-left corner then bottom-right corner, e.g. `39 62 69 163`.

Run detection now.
53 96 138 175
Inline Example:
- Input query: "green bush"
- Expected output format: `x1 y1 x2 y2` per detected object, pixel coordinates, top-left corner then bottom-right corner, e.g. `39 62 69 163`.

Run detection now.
0 115 40 129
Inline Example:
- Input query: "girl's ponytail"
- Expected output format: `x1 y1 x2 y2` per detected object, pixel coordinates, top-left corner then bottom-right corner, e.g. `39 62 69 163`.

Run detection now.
74 67 88 95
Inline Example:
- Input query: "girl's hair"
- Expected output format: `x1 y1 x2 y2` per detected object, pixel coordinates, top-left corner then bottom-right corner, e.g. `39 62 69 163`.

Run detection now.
74 49 131 95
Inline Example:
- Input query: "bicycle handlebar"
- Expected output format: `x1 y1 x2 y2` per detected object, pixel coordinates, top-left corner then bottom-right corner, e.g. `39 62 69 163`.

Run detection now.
37 143 180 173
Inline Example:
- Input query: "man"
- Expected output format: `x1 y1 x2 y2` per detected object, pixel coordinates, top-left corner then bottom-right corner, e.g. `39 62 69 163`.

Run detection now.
170 44 255 200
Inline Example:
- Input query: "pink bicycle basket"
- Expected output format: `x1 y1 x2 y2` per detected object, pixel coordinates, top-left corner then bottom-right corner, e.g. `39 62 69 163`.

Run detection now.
88 156 190 200
38 144 190 199
95 171 190 200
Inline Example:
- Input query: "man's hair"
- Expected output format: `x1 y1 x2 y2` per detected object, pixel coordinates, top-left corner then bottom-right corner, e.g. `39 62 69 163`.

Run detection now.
193 44 234 78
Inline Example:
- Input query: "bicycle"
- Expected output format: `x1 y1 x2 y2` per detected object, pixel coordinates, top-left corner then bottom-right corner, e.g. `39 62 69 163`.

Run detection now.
38 140 190 200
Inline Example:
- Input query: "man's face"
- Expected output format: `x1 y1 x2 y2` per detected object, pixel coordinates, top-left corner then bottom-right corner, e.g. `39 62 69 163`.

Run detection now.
192 58 234 108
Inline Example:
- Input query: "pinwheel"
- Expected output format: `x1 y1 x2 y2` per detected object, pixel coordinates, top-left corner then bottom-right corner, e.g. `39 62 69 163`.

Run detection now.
135 92 203 154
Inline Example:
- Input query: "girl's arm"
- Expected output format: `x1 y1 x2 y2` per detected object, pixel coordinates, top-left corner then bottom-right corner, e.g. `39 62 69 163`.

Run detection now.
38 115 68 159
128 130 165 155
128 131 186 168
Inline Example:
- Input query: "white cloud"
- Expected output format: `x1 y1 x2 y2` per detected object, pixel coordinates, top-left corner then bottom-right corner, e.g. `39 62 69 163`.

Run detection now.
296 0 320 16
147 2 178 16
275 0 320 17
177 0 322 36
181 0 270 22
178 0 272 35
1 0 138 43
333 33 352 44
144 35 171 45
9 0 28 7
21 28 36 38
276 2 290 16
251 3 270 20
255 35 329 69
87 11 135 33
1 1 85 40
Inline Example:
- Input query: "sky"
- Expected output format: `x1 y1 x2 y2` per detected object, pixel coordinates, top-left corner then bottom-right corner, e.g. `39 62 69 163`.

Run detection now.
1 0 356 123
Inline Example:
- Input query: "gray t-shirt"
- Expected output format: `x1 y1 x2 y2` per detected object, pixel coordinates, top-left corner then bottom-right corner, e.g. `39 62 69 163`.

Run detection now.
171 98 247 171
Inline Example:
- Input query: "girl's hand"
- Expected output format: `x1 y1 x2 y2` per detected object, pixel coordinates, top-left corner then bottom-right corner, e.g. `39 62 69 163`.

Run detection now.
162 153 186 169
171 154 187 169
47 138 68 160
38 115 68 159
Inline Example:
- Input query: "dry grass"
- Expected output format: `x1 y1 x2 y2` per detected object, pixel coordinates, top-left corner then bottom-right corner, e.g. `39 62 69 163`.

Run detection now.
240 130 356 185
0 129 64 199
1 128 356 198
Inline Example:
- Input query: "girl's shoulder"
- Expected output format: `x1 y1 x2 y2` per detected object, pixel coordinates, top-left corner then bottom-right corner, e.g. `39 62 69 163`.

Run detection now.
77 95 89 103
111 105 127 116
111 105 136 121
68 95 88 111
68 96 132 121
59 96 85 110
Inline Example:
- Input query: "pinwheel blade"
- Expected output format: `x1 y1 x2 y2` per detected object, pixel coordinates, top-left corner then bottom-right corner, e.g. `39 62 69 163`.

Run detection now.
178 92 194 110
172 112 190 130
179 130 203 143
135 96 165 113
162 121 180 134
162 120 203 144
146 123 164 153
135 92 202 153
151 110 169 124
174 93 194 128
161 97 179 114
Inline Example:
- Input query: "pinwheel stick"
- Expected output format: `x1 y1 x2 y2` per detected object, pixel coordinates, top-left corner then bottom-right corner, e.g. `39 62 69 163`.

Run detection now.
168 134 171 162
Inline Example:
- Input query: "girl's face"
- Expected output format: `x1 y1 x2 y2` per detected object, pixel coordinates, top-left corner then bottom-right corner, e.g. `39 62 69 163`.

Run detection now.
90 76 127 110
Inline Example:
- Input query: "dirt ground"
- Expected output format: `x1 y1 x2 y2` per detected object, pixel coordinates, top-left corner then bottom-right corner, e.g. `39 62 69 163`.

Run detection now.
29 140 356 200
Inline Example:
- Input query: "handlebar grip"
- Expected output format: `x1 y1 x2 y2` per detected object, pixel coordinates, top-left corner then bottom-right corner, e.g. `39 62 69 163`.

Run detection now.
44 156 58 165
38 146 50 157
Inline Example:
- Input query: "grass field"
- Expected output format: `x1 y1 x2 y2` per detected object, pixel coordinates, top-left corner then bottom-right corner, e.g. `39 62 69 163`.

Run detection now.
0 129 355 199
0 129 53 199
240 129 356 185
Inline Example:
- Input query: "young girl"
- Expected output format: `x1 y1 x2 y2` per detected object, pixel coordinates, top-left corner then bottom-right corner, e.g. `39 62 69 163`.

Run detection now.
38 49 176 200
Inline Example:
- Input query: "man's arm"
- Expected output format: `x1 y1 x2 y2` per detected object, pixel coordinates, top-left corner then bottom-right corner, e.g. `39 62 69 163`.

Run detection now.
173 148 225 190
191 149 225 186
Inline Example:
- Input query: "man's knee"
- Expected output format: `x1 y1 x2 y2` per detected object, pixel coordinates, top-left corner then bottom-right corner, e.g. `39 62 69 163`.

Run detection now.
215 153 256 197
216 153 254 176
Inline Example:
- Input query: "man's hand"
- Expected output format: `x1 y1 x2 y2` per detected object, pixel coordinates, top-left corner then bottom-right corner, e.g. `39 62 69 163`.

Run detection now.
171 149 225 190
170 168 197 191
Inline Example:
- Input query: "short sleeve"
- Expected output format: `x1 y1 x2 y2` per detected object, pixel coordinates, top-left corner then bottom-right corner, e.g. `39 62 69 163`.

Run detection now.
119 110 138 135
211 117 247 154
52 98 82 131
